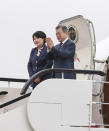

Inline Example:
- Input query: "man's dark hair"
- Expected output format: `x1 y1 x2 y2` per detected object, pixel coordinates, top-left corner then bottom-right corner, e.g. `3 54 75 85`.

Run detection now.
56 25 68 33
32 31 46 43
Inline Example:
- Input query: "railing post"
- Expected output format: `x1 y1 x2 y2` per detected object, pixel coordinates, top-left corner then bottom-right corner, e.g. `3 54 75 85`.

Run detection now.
62 72 64 79
8 81 10 88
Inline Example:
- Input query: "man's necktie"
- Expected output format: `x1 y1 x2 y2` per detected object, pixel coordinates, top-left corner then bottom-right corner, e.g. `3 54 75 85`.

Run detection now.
59 42 63 47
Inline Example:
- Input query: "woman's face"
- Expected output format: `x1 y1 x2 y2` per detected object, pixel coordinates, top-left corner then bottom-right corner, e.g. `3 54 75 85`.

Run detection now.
33 36 44 48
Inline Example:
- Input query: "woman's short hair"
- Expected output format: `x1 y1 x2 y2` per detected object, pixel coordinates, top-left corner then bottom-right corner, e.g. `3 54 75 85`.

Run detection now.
32 31 46 43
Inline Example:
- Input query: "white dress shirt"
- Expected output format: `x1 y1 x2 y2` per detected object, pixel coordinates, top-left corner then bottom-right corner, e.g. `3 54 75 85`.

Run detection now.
61 37 69 46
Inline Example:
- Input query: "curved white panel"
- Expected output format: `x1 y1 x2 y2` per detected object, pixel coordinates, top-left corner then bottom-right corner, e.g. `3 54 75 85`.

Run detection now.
27 79 93 130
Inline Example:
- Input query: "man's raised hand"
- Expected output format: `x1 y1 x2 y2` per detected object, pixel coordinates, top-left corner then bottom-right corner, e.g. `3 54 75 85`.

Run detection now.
46 37 54 51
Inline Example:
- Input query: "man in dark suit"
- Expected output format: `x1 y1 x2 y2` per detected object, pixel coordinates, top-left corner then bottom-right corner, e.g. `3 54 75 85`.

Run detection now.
46 25 76 79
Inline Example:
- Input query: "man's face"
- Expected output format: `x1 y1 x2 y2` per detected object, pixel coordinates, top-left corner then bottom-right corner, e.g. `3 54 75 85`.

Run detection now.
56 28 67 42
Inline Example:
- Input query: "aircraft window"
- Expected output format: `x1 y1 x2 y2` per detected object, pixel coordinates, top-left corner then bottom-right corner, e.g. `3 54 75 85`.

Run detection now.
68 25 78 43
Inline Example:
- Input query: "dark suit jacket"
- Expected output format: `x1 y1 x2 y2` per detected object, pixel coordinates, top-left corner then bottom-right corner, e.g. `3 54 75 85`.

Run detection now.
28 44 53 88
47 38 76 79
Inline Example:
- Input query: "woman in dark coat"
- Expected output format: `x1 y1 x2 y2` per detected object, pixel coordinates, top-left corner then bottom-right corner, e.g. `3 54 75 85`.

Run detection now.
28 31 53 89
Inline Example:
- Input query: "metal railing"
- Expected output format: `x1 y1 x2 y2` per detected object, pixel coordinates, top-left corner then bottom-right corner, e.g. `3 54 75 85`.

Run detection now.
20 68 105 95
0 77 28 83
0 77 28 88
0 92 31 108
0 77 28 95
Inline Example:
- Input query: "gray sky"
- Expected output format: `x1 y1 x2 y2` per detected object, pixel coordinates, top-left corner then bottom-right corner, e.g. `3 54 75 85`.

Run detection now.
0 0 109 79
